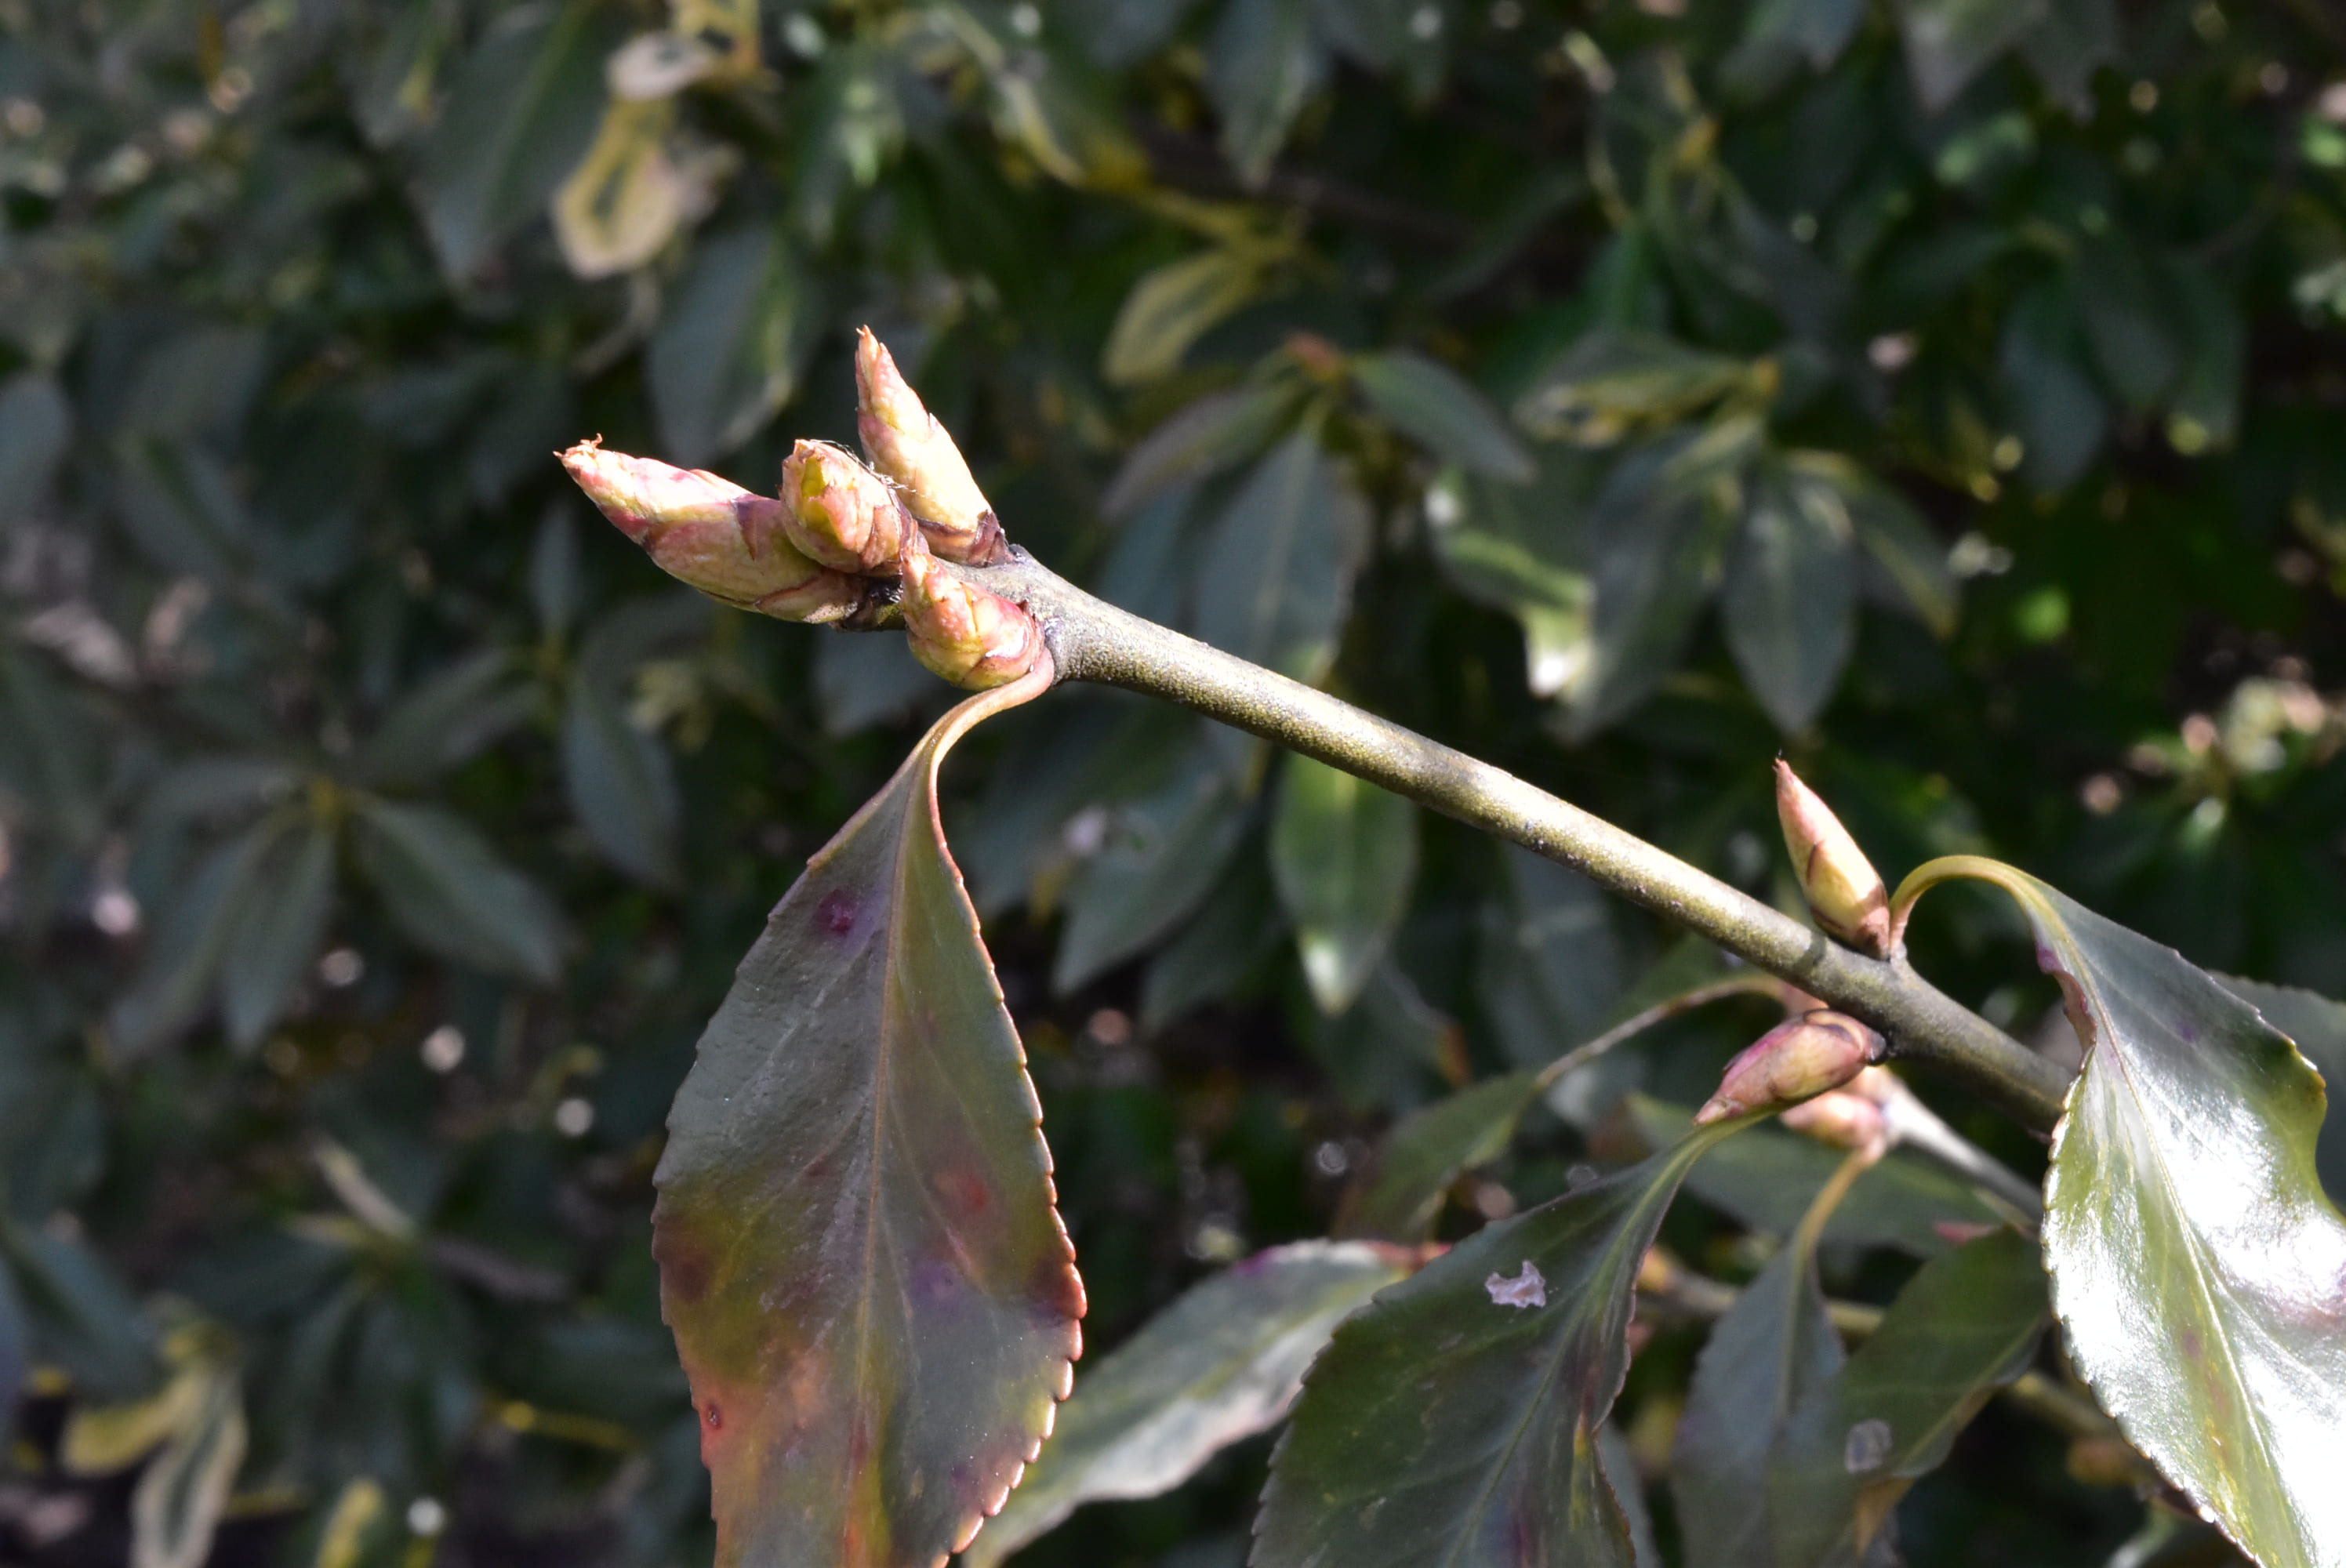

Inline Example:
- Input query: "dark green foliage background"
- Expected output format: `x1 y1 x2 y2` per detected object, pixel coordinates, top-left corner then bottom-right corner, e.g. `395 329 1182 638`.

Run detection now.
0 0 2341 1562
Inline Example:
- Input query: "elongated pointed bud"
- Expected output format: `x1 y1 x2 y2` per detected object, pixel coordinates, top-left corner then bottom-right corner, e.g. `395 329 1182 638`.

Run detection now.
899 545 1044 689
1775 760 1891 957
1694 1009 1883 1125
559 440 867 622
779 438 912 574
855 327 1004 564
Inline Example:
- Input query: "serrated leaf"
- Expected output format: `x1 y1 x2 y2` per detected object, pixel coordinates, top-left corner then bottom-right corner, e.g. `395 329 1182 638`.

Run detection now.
1254 1116 1750 1568
1722 459 1855 735
1351 350 1534 482
2216 976 2346 1204
1269 755 1418 1014
0 372 72 522
1901 858 2346 1568
350 798 563 982
419 2 611 278
1193 430 1364 684
1102 249 1269 387
1768 1228 2046 1567
648 221 813 466
649 670 1080 1568
563 669 681 888
1207 0 1321 188
220 813 336 1050
964 1241 1414 1568
1333 1071 1539 1242
1102 383 1302 519
1891 0 2047 112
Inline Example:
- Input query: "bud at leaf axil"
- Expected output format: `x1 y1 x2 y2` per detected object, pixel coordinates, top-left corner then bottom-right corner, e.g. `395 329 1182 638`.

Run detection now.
1775 760 1892 957
855 328 1004 563
1695 1010 1883 1125
779 439 912 575
899 545 1044 690
559 440 866 623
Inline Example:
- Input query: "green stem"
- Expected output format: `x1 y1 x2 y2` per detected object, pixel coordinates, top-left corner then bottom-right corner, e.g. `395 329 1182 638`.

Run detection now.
957 550 2072 1131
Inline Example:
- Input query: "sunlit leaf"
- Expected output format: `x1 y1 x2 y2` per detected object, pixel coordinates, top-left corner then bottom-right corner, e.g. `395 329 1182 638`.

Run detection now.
1722 459 1855 735
1351 350 1534 483
1102 249 1271 387
1255 1116 1751 1568
1425 462 1596 699
1900 858 2346 1568
1768 1228 2046 1566
1269 755 1417 1014
1194 430 1366 684
650 670 1082 1568
963 1241 1414 1567
1513 329 1750 448
129 1354 247 1568
552 96 688 280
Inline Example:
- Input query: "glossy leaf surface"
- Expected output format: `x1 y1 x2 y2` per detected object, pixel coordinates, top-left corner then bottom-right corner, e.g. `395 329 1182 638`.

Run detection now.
2218 976 2346 1205
1254 1116 1749 1568
1768 1227 2046 1567
1903 859 2346 1568
652 669 1082 1568
964 1242 1413 1568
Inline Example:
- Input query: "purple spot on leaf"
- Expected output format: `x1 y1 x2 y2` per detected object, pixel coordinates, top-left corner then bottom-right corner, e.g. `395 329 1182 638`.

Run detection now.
816 889 859 935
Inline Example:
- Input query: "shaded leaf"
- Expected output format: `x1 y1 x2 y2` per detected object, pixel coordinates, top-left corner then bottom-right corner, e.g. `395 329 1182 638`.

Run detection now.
1769 1228 2046 1566
650 670 1080 1568
1269 755 1418 1014
1255 1116 1749 1568
129 1359 247 1568
1898 859 2346 1568
1 1220 157 1399
648 222 813 466
0 1262 24 1420
2018 0 2119 114
1055 744 1250 993
2166 260 2245 455
1102 249 1271 387
1999 281 2105 492
1333 1071 1539 1243
2076 238 2180 412
1351 350 1534 483
964 1242 1414 1567
1193 430 1364 684
1892 0 2046 112
220 812 336 1050
530 502 583 637
1806 456 1959 638
350 799 563 983
1207 0 1321 189
1140 846 1289 1030
0 371 72 521
1722 459 1855 735
1102 383 1302 519
347 648 528 789
1477 846 1622 1081
419 2 611 278
108 814 289 1058
564 669 682 888
816 632 942 738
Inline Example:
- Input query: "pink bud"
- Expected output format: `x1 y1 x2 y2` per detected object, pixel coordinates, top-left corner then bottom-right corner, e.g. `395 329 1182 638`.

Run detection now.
1779 1087 1890 1158
559 440 865 622
899 545 1044 690
779 439 911 575
1694 1010 1883 1126
1775 760 1891 958
855 328 1003 564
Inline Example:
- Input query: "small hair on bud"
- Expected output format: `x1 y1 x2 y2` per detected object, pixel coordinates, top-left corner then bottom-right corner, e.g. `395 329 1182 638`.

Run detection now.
1774 760 1892 958
898 545 1044 690
855 328 1004 564
1695 1009 1884 1125
780 439 911 575
558 439 866 623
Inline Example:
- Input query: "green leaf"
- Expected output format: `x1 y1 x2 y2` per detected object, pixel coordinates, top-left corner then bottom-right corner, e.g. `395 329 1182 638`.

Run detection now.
649 672 1080 1568
1102 249 1271 387
1476 846 1622 1080
1193 430 1365 684
108 814 289 1058
350 798 563 983
418 2 610 278
0 1261 24 1416
648 222 814 466
112 437 249 580
347 649 528 789
1269 755 1418 1014
1 1221 158 1399
1351 350 1534 483
0 371 71 522
1207 0 1321 188
1333 1071 1540 1243
1800 455 1958 638
1140 846 1289 1029
2076 238 2181 412
1722 459 1855 735
1891 0 2047 112
1513 329 1750 448
2216 976 2346 1204
1999 281 2105 492
1255 1116 1750 1568
963 1241 1414 1568
1055 744 1251 993
1103 383 1303 519
1425 460 1596 699
563 668 681 889
2165 260 2245 456
220 812 336 1050
1901 858 2346 1568
1735 0 1866 74
2017 0 2118 114
1768 1229 2047 1566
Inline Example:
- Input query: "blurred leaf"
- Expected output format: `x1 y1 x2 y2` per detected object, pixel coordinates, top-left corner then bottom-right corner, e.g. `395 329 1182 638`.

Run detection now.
1999 281 2105 492
419 1 612 278
815 632 942 737
1351 350 1534 482
2166 260 2246 455
1207 0 1322 188
648 222 813 466
2076 239 2180 412
2216 976 2346 1205
1193 429 1365 684
1768 1229 2046 1566
1255 1117 1749 1568
1055 745 1250 993
563 668 681 889
350 799 563 983
112 437 249 580
1333 1071 1539 1242
552 96 688 280
1734 0 1866 75
2017 0 2119 114
529 503 583 637
130 1357 248 1568
964 1241 1414 1568
1722 459 1855 735
2 1221 157 1399
0 372 71 521
1892 0 2046 112
311 1479 390 1568
1269 756 1418 1014
1426 462 1596 698
1799 455 1958 637
0 1263 23 1418
1102 382 1302 519
1901 860 2346 1567
348 650 528 789
1140 847 1288 1029
109 814 290 1058
1309 960 1464 1110
1514 329 1749 448
1102 249 1272 387
650 674 1080 1568
220 813 336 1050
1477 846 1622 1081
